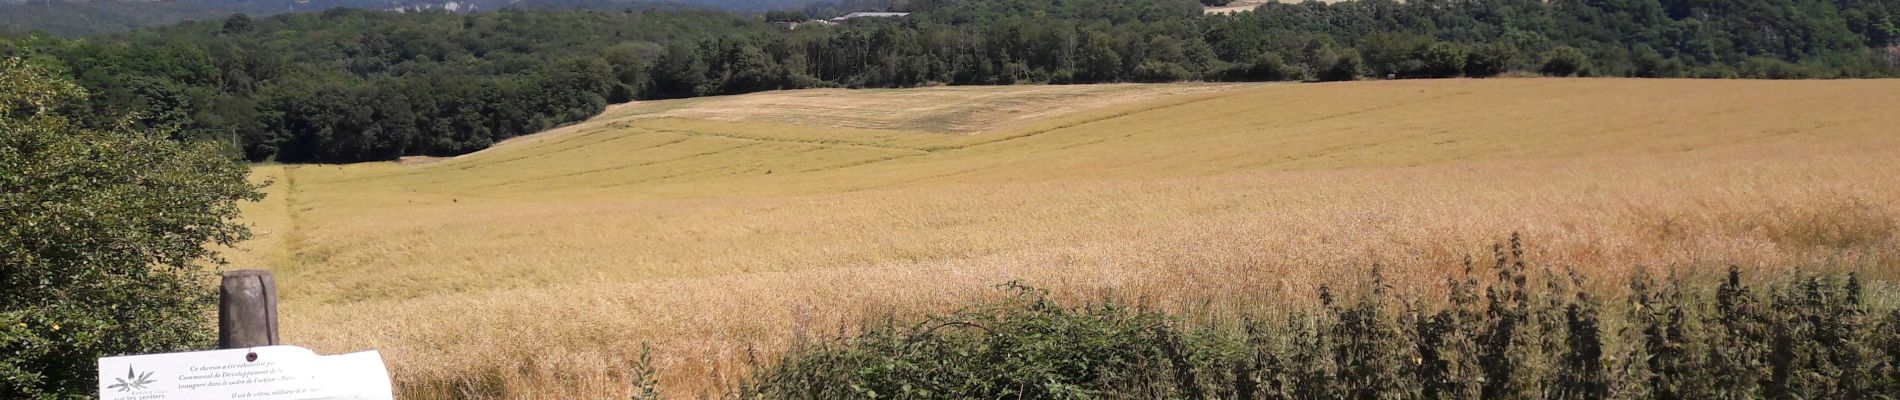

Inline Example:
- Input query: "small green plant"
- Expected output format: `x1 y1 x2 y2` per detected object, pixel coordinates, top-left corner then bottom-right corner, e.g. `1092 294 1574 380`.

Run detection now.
629 343 661 400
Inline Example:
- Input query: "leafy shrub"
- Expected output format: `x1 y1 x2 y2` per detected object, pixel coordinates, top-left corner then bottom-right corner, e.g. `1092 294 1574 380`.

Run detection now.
1316 49 1365 82
1417 42 1468 78
0 59 260 399
1360 36 1473 79
1630 44 1684 78
1464 42 1518 78
1540 46 1592 77
1360 33 1433 78
1132 61 1195 83
1740 56 1827 79
1209 53 1301 82
1248 52 1298 81
739 282 1186 399
739 236 1900 399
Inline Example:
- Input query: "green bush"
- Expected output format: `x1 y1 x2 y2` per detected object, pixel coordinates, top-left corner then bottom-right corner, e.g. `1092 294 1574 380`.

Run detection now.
1359 36 1476 79
1689 65 1742 79
1463 42 1517 78
1417 42 1468 78
739 282 1189 399
1739 56 1827 79
1132 61 1196 83
1360 33 1432 78
1316 49 1364 82
1540 46 1592 77
1248 52 1298 82
1 58 261 399
1208 52 1301 82
739 236 1900 399
1630 45 1684 78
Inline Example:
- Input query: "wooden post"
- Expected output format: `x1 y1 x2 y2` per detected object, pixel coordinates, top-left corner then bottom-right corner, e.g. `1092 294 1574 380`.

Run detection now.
218 270 280 349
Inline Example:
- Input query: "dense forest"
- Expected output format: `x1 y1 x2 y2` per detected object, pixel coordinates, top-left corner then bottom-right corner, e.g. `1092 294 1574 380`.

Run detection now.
0 0 810 37
0 1 283 38
2 0 1895 163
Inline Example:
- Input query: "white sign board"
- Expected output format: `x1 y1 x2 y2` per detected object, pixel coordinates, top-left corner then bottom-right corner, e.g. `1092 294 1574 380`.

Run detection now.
98 345 392 400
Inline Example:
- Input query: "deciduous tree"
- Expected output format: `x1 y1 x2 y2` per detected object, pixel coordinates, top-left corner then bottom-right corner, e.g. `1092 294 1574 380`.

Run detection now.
1 58 261 399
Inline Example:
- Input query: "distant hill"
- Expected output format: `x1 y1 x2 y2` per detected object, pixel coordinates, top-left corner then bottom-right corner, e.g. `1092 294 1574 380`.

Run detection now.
0 1 279 37
0 0 820 37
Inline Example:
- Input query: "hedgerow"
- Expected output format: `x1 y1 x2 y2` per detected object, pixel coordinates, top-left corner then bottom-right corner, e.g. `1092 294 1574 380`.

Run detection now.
735 235 1899 399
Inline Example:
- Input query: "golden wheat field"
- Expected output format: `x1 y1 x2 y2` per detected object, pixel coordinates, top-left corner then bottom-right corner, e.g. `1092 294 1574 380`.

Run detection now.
221 78 1900 398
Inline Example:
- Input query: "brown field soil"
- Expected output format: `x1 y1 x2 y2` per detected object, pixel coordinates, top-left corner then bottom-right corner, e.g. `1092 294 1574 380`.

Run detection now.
229 78 1900 398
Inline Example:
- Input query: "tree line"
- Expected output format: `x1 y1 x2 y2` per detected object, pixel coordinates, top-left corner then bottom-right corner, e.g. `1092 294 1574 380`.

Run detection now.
2 0 1895 163
0 0 810 38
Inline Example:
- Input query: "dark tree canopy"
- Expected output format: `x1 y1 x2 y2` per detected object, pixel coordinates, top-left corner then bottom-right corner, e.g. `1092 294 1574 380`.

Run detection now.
1541 46 1592 77
0 0 818 37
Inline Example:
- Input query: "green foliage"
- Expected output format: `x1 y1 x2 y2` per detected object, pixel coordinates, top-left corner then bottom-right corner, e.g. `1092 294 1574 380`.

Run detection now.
1237 52 1296 81
1630 44 1683 78
1132 61 1194 82
1463 42 1516 78
0 58 261 399
740 237 1900 399
649 41 712 99
740 282 1185 399
1540 46 1592 77
1459 42 1520 78
1360 33 1431 78
1417 42 1467 79
5 9 750 162
1075 30 1123 82
1316 48 1364 82
0 1 275 38
628 343 660 400
220 14 254 35
1740 57 1827 79
763 10 806 23
0 0 814 38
